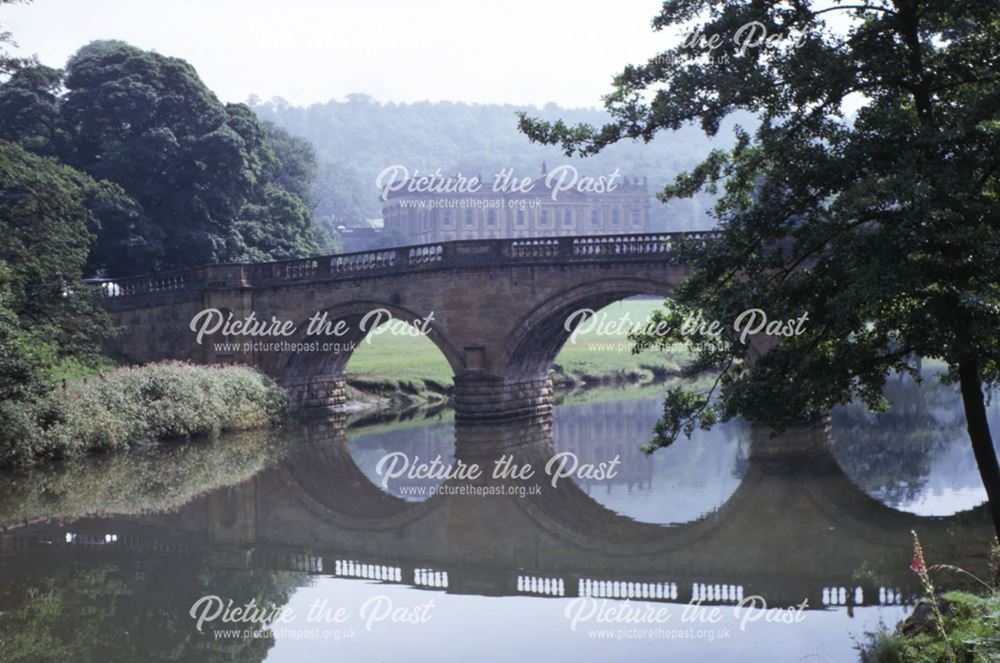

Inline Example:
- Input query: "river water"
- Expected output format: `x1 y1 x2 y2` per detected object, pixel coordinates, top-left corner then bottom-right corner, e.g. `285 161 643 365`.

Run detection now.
0 372 996 662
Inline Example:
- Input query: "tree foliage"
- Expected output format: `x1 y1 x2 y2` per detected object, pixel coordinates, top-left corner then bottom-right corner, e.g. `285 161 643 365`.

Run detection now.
0 141 126 399
0 41 325 275
520 1 1000 532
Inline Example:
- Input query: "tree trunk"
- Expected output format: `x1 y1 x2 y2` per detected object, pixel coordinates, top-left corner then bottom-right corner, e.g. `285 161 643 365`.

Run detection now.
958 359 1000 539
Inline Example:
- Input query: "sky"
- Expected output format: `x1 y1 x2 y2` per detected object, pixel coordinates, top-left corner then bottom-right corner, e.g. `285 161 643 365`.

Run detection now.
4 0 672 109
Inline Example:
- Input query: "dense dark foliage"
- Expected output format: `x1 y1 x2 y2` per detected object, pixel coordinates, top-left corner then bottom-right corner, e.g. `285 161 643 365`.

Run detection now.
0 141 126 400
0 28 328 408
0 41 326 275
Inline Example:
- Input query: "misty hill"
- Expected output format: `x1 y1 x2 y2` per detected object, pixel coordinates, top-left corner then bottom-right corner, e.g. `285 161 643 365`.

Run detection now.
249 94 753 232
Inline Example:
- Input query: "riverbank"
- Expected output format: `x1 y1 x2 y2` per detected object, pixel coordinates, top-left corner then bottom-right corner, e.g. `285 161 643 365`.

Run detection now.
862 590 1000 662
859 535 1000 662
0 362 288 468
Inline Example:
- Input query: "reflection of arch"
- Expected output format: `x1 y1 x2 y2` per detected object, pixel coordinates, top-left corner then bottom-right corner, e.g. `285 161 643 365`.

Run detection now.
274 412 992 561
279 300 465 382
505 418 993 557
455 414 750 554
794 444 991 544
513 442 772 556
277 419 445 531
495 278 673 379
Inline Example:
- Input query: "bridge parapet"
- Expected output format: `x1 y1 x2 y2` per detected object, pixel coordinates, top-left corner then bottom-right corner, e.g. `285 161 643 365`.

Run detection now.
96 232 718 299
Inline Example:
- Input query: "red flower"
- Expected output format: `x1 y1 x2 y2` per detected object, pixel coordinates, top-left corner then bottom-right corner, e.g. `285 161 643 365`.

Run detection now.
910 539 927 575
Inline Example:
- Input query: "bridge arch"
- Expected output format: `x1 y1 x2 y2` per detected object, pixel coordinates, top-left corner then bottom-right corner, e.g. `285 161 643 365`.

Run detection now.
268 300 466 407
495 277 675 380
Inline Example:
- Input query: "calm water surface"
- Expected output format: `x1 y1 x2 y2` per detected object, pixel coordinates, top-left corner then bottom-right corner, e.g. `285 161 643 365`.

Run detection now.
0 373 996 662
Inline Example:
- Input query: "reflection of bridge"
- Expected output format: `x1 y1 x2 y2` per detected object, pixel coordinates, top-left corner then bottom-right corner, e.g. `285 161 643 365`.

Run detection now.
3 414 991 612
99 233 715 420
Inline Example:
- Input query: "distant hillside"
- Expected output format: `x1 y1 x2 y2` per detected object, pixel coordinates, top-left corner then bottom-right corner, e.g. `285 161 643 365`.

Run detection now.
249 94 754 232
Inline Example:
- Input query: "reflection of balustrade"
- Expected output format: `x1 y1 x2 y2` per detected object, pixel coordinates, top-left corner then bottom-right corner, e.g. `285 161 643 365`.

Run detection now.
690 583 744 604
0 524 929 611
36 530 193 556
284 553 324 573
414 569 449 588
580 578 679 601
517 575 565 596
256 552 325 574
822 586 864 606
334 559 403 582
878 587 905 605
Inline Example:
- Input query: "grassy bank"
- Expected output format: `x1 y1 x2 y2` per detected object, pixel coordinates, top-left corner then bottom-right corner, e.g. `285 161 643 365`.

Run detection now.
345 298 688 398
860 537 1000 663
862 590 1000 662
0 362 288 468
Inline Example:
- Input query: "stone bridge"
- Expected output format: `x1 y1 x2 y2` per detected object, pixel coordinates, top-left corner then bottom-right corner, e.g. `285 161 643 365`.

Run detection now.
99 233 714 420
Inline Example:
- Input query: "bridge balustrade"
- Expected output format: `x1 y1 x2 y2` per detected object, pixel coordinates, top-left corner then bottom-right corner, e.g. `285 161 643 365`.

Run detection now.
92 232 720 299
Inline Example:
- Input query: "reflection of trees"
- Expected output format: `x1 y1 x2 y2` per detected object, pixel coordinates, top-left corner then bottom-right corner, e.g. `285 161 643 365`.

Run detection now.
0 556 305 663
830 371 964 506
0 428 292 525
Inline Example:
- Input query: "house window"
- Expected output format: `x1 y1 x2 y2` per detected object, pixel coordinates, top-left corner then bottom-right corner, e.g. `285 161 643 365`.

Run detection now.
591 209 600 228
465 209 475 228
487 210 496 227
611 208 621 226
540 210 549 227
562 209 574 229
516 210 526 228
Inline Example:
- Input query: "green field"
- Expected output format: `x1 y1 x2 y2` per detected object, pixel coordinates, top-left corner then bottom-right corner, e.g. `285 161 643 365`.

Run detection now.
344 298 687 388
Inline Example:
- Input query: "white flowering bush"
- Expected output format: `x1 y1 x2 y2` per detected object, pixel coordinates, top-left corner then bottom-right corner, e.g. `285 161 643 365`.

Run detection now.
0 362 288 467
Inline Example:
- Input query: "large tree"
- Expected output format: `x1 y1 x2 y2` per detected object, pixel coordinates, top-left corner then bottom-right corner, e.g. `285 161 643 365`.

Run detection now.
0 40 323 275
0 140 128 399
520 1 1000 536
59 41 321 273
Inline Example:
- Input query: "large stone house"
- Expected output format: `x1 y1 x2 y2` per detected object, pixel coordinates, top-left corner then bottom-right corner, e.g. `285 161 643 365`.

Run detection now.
382 169 650 244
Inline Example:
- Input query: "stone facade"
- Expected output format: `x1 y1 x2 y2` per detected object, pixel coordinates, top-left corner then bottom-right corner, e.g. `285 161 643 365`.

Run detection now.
382 173 650 244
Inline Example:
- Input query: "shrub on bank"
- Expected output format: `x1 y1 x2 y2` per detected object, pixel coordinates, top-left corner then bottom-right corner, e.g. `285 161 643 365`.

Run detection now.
859 535 1000 663
860 591 1000 662
0 362 288 467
